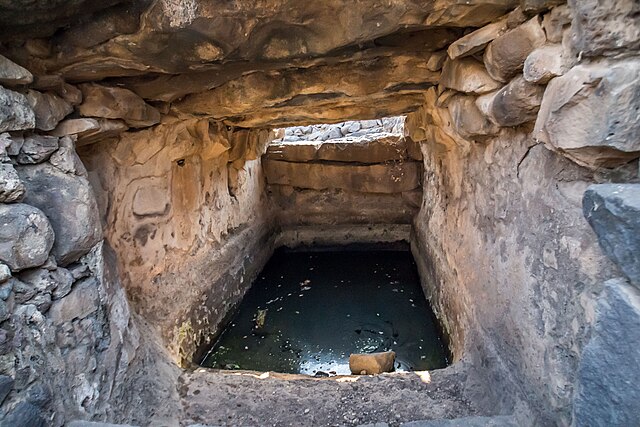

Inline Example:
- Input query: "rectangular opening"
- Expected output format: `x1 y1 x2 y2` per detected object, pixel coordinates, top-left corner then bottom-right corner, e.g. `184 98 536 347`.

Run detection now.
199 243 450 376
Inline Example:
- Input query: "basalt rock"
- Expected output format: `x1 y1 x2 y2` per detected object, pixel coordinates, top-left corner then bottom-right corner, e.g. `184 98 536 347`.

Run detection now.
534 59 640 168
17 162 102 266
0 54 33 86
583 184 640 287
479 75 545 127
483 16 546 82
0 203 54 271
0 86 35 132
25 90 73 131
16 135 59 165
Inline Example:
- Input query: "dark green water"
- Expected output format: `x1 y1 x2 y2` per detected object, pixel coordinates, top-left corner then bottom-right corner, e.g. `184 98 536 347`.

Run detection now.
200 247 450 375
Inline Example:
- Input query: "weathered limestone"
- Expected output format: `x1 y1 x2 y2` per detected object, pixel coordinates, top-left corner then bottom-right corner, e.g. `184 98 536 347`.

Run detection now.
25 90 73 131
17 162 102 266
78 84 160 128
483 17 546 82
534 60 640 168
0 203 54 271
583 184 640 287
0 87 35 132
574 278 640 426
440 58 502 94
0 55 33 86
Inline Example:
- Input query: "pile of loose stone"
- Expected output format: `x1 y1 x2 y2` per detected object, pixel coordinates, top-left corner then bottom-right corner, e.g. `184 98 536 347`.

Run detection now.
273 116 405 143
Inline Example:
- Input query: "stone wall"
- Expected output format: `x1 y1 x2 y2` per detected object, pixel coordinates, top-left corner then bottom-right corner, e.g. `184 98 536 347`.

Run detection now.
0 82 179 424
405 2 640 425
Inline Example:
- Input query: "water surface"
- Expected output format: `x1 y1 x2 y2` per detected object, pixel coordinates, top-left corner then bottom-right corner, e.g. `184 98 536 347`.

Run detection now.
201 247 450 375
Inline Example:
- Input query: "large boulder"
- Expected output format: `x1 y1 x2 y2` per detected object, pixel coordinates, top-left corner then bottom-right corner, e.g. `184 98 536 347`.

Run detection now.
574 278 640 426
0 86 35 132
17 162 102 266
583 184 640 287
534 59 640 168
0 203 54 271
569 0 640 57
483 16 546 82
77 84 161 128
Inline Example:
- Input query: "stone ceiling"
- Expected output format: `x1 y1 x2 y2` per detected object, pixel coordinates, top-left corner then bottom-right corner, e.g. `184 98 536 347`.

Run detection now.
0 0 538 128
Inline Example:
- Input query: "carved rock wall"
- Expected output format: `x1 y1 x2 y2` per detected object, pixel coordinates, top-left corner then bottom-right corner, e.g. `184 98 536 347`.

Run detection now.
78 119 277 366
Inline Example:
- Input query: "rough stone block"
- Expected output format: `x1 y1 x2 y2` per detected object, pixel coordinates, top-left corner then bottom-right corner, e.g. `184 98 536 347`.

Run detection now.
263 160 421 194
49 277 99 325
484 16 546 82
0 54 33 86
78 83 161 128
583 184 640 287
480 75 545 127
523 45 567 84
17 162 102 266
542 5 571 44
0 86 35 132
16 135 59 164
447 18 508 60
0 161 26 202
569 0 640 57
440 58 502 94
0 203 54 271
447 95 499 138
25 90 73 131
534 59 640 168
574 278 640 426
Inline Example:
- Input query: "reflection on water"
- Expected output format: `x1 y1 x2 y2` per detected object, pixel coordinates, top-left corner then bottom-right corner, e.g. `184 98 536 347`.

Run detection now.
200 247 450 375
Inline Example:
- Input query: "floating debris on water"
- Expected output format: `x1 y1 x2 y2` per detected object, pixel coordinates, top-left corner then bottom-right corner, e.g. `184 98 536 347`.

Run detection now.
200 248 450 375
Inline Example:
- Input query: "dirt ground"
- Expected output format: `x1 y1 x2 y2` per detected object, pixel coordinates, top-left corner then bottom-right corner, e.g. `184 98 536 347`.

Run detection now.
177 364 476 427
